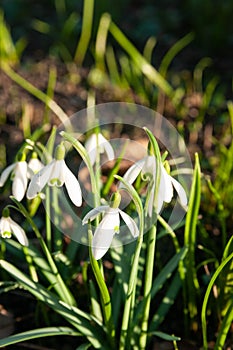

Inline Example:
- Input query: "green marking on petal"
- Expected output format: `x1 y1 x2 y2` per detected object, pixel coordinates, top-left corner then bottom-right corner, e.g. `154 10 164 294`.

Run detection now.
1 231 12 238
114 225 120 233
50 178 62 186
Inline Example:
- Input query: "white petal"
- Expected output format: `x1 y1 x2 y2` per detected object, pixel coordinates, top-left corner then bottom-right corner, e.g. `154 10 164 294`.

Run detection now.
147 183 156 216
82 206 109 224
28 158 43 174
142 156 156 176
9 217 28 246
0 217 11 238
0 163 15 187
119 158 145 188
119 209 139 238
170 177 188 206
92 209 119 260
48 160 64 187
27 160 54 199
12 162 28 201
98 134 115 161
159 165 173 203
63 161 82 206
85 134 97 165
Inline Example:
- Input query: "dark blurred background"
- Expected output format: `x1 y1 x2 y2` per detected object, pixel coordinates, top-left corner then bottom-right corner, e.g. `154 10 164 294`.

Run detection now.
1 0 233 74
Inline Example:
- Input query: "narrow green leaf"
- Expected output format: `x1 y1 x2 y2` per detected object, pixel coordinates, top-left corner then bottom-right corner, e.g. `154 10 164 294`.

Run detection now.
0 327 80 347
109 21 173 98
201 252 233 349
184 153 201 324
74 0 94 65
0 260 108 348
149 271 181 331
214 298 233 350
151 246 188 298
151 331 181 341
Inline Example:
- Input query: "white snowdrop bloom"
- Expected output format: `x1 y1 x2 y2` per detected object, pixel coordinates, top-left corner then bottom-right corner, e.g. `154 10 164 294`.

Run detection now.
28 153 43 175
85 133 114 165
0 158 28 202
0 209 28 246
27 143 82 207
82 192 139 260
122 155 187 216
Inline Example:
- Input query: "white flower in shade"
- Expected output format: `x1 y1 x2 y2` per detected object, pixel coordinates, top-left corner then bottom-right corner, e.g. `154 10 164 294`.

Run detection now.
26 143 82 207
82 192 139 260
85 133 114 165
0 157 28 202
121 155 187 216
0 209 28 246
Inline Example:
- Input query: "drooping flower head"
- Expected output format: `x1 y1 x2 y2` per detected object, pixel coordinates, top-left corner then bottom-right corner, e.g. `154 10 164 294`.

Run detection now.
27 143 82 206
121 155 187 216
0 208 28 246
0 152 28 201
85 132 114 165
82 192 139 260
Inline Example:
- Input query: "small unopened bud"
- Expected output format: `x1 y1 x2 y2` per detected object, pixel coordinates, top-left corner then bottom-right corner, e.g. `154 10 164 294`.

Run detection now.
2 207 10 218
55 143 66 160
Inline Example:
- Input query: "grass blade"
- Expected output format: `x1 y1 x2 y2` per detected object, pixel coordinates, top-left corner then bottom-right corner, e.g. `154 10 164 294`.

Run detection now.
201 251 233 349
184 153 201 331
0 327 80 347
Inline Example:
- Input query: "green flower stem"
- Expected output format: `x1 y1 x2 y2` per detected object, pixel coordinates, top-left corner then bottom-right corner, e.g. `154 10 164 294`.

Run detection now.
119 225 144 350
60 131 99 208
115 175 144 350
45 186 52 251
139 128 162 349
88 224 115 347
23 246 38 283
139 225 157 350
52 186 63 252
8 198 76 306
157 215 180 253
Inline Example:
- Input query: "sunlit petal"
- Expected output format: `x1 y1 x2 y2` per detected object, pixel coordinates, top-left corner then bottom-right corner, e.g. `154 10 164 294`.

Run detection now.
0 217 11 238
142 156 156 176
28 158 43 175
27 161 54 199
0 163 15 187
120 158 145 188
48 160 64 187
92 209 119 260
82 206 109 224
98 134 114 161
85 134 97 165
63 161 82 206
170 177 188 207
119 209 139 237
9 217 28 246
160 165 173 203
12 161 28 201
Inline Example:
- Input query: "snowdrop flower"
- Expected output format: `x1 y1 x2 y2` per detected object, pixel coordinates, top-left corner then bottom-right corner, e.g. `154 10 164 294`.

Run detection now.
28 152 43 175
0 208 28 246
82 192 139 260
122 155 187 216
85 132 114 165
27 143 82 206
0 153 28 202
